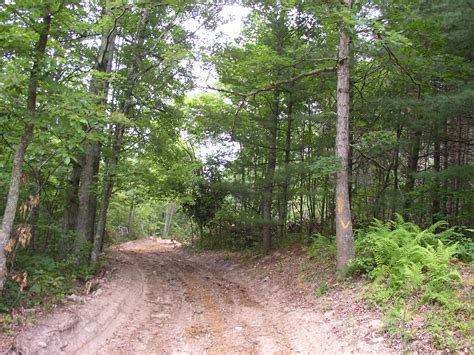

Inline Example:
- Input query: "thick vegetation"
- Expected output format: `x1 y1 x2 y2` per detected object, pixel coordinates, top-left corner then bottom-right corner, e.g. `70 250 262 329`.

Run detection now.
349 218 472 350
0 0 472 351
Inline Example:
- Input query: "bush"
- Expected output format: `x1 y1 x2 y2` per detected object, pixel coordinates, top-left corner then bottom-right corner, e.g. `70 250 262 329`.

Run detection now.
349 215 462 306
308 234 336 259
0 252 97 312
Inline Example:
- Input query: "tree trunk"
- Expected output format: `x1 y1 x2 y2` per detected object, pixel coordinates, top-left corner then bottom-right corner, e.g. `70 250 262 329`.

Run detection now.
442 119 449 216
74 19 116 255
432 122 441 222
91 9 149 263
262 91 280 254
0 12 52 291
62 161 82 233
299 143 305 227
393 125 402 191
75 141 101 247
335 0 354 271
278 98 293 240
403 128 422 217
127 199 135 238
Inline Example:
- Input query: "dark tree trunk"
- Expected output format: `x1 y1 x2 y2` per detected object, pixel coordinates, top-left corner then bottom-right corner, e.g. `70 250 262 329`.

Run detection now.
91 9 149 263
74 20 116 255
394 126 402 191
0 12 52 291
262 91 280 254
75 142 101 251
278 98 293 240
432 122 441 222
127 199 135 238
442 119 449 216
335 0 354 271
62 161 82 233
403 128 422 218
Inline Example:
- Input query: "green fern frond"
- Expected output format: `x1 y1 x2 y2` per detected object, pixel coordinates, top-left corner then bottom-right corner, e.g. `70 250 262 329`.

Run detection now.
353 217 465 308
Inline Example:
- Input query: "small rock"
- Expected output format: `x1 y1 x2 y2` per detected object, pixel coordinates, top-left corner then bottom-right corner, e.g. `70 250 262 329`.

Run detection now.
372 336 385 343
152 313 170 319
235 326 243 331
38 341 47 348
324 311 334 320
66 294 79 302
369 319 383 329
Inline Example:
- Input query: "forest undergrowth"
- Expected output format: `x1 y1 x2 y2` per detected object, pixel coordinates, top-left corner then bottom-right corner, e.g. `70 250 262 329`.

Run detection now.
0 250 105 338
295 217 473 352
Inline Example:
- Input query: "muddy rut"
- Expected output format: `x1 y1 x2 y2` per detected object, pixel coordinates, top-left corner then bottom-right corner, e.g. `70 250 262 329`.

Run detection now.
13 239 394 354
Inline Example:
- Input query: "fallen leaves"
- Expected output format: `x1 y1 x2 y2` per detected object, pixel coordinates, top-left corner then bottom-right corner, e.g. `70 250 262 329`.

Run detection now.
10 271 28 292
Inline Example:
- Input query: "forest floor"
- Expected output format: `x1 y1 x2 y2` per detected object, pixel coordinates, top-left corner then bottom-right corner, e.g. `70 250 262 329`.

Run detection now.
8 238 402 354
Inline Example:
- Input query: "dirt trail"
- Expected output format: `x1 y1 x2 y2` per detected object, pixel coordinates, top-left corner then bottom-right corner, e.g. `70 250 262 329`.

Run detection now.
13 239 395 354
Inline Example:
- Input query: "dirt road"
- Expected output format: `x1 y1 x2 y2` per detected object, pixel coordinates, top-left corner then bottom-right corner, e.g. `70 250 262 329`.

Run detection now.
13 239 394 354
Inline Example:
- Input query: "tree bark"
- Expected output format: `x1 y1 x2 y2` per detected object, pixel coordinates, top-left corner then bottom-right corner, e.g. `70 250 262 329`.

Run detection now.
403 128 422 217
335 0 354 271
0 12 52 291
74 19 116 256
62 161 82 233
262 90 280 253
91 127 122 263
278 97 293 240
91 9 149 263
432 121 441 222
127 199 135 238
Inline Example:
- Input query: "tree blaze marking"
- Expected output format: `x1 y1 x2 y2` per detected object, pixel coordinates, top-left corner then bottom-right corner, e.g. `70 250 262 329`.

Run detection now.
340 218 351 229
337 195 343 213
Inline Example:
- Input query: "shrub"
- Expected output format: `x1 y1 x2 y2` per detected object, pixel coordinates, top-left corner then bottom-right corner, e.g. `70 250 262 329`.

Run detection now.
349 215 462 306
0 252 97 312
308 234 336 259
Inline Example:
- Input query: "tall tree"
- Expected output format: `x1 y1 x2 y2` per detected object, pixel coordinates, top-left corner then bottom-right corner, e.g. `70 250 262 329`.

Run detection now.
335 0 354 270
0 3 54 291
91 7 150 263
74 5 117 255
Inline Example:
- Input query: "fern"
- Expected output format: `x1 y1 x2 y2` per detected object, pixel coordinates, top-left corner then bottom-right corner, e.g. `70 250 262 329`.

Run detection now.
351 218 464 307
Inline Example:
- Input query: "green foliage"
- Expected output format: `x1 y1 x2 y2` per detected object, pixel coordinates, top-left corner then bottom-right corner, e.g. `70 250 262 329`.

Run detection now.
425 306 474 350
349 217 473 350
183 160 228 234
315 280 329 298
350 216 463 306
0 252 97 312
308 234 336 259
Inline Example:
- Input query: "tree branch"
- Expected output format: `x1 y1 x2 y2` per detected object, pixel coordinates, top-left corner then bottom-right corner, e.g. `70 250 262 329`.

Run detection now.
204 66 336 99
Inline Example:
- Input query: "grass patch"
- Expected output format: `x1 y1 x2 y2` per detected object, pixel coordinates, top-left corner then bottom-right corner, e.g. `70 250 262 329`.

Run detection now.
315 280 329 298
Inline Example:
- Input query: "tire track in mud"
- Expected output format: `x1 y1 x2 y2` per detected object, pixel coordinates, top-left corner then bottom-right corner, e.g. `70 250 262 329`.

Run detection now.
177 257 293 354
14 250 146 354
13 239 395 354
14 240 294 354
96 244 194 354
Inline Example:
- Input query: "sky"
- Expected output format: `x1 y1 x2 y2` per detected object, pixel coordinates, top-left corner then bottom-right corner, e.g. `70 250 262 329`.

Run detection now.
185 4 251 92
183 5 251 163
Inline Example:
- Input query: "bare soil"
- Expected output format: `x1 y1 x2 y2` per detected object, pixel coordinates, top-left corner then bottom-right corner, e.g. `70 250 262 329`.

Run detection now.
9 239 396 354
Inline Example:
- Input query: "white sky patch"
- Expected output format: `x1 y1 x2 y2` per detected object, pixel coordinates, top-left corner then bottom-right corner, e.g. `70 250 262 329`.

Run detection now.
196 136 241 167
183 5 250 165
185 5 250 92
